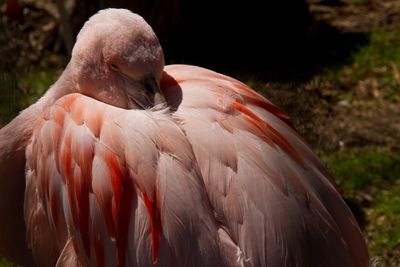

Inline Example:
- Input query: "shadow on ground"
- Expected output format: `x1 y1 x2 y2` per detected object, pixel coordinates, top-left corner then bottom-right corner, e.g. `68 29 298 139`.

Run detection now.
195 20 370 82
160 3 370 82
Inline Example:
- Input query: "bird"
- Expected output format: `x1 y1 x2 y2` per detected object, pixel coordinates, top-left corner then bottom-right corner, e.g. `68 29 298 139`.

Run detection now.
0 8 368 267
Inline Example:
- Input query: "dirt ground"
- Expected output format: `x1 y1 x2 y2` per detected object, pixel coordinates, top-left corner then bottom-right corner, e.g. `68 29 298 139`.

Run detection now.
261 0 400 154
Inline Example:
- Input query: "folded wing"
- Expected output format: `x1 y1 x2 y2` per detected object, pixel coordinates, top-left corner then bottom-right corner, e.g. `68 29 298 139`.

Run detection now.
25 93 229 267
162 65 369 267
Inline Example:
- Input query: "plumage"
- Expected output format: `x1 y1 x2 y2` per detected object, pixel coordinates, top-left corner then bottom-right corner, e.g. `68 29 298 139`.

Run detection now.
22 65 369 266
0 8 368 267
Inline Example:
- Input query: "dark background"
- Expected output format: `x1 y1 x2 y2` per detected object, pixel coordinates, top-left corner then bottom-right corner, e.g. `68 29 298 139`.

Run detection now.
2 0 365 81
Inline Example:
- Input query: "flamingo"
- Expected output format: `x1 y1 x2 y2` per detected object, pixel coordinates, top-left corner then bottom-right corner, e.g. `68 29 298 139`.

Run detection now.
0 8 368 267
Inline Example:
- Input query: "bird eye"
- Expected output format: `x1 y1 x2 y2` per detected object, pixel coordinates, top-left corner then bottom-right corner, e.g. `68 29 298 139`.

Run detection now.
110 63 119 72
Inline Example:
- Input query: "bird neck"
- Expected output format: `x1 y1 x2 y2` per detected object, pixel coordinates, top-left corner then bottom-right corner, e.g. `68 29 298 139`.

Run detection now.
0 63 75 155
0 63 75 267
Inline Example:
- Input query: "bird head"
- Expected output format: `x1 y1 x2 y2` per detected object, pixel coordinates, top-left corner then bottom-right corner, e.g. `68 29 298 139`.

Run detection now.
70 8 165 109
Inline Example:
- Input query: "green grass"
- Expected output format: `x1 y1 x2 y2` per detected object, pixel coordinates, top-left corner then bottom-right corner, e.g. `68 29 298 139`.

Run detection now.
0 258 16 267
335 29 400 81
369 181 400 255
323 150 400 262
0 72 19 124
352 29 400 78
18 67 59 106
324 150 400 192
0 66 59 125
318 28 400 103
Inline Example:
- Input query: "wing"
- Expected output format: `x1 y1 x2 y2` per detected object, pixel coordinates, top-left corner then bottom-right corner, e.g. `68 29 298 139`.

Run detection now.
25 94 233 267
161 65 369 267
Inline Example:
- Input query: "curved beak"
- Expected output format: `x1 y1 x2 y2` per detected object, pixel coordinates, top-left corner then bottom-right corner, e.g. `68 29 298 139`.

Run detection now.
128 75 166 110
144 75 166 107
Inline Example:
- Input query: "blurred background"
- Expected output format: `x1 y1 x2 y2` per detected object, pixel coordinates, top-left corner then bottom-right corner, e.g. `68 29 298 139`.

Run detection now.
1 0 400 265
